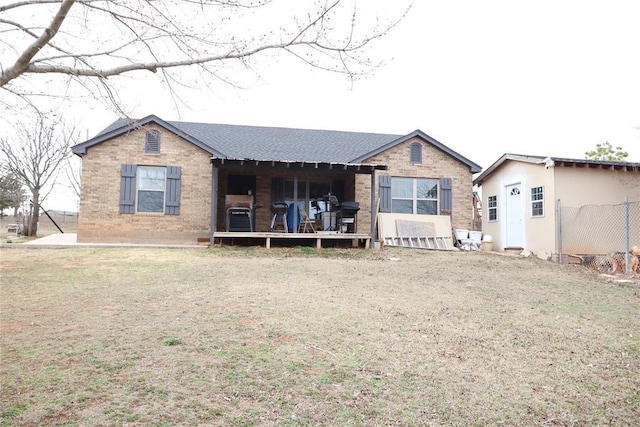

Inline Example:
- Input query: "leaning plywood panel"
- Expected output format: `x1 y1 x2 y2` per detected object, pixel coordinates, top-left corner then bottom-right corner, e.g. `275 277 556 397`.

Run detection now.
396 220 436 238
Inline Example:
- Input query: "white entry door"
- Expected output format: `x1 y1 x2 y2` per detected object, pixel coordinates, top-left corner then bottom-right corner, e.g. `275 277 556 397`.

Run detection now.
506 183 524 248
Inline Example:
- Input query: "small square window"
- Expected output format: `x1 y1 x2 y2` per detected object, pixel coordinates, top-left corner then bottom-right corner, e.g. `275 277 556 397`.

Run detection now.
488 195 497 222
531 186 544 217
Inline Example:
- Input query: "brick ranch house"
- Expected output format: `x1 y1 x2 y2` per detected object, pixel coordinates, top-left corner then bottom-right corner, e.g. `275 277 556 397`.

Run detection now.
71 115 481 246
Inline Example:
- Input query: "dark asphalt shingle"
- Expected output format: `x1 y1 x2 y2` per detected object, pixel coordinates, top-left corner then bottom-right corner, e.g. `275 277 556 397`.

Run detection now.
167 121 401 163
83 115 481 173
92 117 399 162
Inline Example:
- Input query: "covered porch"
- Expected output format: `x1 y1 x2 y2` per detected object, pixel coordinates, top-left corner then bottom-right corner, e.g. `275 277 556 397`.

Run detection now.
209 231 372 249
209 158 387 248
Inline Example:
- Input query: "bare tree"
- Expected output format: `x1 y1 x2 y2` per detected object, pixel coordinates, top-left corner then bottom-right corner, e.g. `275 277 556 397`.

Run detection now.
1 0 407 112
65 154 81 205
0 115 78 235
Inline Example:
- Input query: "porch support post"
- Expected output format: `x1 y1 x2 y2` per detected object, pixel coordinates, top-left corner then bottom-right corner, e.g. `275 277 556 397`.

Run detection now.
210 163 218 246
370 170 377 245
293 175 299 233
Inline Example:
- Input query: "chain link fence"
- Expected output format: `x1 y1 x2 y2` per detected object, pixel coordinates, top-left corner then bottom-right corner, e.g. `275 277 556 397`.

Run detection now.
558 198 640 273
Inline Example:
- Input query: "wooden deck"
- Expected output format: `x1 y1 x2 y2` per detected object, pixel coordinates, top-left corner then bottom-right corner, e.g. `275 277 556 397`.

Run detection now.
209 231 371 249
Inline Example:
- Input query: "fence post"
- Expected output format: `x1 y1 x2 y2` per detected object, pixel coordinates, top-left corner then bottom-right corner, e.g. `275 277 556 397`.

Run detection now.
556 199 562 264
625 196 630 274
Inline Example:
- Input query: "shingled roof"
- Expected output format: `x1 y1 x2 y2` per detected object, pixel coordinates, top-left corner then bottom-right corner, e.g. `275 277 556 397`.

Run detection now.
72 114 481 172
473 153 640 186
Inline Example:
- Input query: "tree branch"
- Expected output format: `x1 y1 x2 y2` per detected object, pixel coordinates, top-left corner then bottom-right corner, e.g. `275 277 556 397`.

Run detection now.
0 0 76 87
1 0 409 113
20 36 368 78
0 1 64 13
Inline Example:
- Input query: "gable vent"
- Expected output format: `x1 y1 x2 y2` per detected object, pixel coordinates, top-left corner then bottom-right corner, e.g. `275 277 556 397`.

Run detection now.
410 142 422 164
145 130 161 153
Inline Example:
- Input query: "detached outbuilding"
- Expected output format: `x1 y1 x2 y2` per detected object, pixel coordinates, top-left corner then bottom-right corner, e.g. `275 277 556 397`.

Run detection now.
473 154 640 257
72 115 480 247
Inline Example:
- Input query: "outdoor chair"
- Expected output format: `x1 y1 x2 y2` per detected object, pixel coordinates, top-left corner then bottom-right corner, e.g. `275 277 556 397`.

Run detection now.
298 210 316 233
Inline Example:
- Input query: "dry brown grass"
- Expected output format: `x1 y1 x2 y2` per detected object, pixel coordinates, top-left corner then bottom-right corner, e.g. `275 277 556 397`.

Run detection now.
1 213 78 243
1 246 639 426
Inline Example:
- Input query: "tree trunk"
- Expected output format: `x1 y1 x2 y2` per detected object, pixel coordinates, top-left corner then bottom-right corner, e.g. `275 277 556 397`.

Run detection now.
28 195 40 237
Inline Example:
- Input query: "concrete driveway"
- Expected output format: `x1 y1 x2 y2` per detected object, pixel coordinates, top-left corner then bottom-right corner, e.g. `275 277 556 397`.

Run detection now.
15 233 204 248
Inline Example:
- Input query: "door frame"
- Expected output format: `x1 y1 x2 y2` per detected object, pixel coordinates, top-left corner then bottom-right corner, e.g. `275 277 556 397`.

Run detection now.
505 182 524 248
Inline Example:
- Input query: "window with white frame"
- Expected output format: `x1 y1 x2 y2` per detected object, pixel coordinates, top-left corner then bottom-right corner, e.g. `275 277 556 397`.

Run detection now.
137 166 166 213
391 177 438 215
487 195 497 222
531 186 544 217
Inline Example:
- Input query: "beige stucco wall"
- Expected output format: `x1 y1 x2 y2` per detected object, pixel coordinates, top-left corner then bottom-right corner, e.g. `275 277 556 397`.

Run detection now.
554 167 640 206
479 160 557 254
357 137 476 237
480 160 640 255
77 124 213 244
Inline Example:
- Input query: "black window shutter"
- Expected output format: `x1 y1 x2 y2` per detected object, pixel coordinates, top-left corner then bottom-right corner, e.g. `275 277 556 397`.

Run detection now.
165 166 181 215
440 177 452 215
120 164 137 214
271 177 284 203
379 175 392 213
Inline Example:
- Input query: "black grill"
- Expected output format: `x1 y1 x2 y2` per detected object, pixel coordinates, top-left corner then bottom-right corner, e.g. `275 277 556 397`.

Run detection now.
269 202 290 232
340 201 360 215
271 202 289 215
339 201 359 233
225 195 254 232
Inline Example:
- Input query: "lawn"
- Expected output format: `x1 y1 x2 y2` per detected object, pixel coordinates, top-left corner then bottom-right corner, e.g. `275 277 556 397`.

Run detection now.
1 246 639 426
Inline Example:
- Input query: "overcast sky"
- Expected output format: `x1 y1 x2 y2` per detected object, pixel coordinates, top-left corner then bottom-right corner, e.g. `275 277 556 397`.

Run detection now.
31 0 640 211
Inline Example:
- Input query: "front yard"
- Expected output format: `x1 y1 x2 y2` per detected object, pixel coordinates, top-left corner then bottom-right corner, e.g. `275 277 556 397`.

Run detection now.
1 246 638 426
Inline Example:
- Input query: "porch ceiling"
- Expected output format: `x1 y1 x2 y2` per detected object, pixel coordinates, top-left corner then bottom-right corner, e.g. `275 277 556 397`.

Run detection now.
210 157 387 175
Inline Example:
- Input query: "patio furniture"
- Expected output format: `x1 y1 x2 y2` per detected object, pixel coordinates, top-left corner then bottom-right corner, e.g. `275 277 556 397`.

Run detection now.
298 210 316 233
269 202 289 232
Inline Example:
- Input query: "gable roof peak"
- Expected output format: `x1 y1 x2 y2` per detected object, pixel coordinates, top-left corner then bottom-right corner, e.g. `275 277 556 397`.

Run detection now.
72 114 226 157
473 153 640 186
352 129 482 173
72 115 481 172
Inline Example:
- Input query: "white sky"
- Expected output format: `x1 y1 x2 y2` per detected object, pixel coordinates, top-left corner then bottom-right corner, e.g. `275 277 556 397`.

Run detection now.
14 0 640 211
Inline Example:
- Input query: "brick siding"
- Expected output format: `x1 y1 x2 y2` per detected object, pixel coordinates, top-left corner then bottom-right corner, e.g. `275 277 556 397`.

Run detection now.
77 124 212 244
355 137 475 235
79 129 474 244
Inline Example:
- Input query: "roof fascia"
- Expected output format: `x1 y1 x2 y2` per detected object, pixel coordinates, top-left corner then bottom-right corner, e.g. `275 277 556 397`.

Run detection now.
211 157 387 175
473 154 640 187
352 130 482 173
472 153 546 186
71 114 225 157
550 157 640 169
